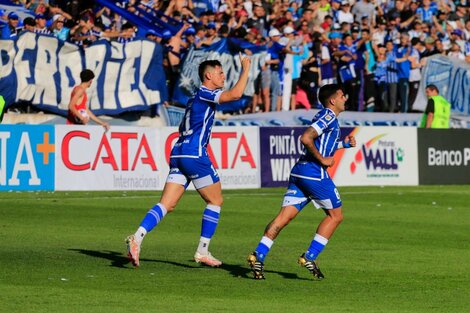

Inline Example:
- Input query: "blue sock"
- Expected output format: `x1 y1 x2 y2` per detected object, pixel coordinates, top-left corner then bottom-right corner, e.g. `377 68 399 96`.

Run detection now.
139 203 167 233
200 205 220 239
305 234 329 261
255 236 274 262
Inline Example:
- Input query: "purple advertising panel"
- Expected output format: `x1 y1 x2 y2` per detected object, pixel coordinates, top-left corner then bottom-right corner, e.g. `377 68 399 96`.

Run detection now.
260 127 305 187
260 126 356 188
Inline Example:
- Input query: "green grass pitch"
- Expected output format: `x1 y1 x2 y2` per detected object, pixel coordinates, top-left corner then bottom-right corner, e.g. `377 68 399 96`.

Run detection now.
0 186 469 313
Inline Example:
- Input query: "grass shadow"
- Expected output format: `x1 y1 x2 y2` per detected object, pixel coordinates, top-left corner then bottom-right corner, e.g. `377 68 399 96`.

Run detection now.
68 249 312 280
221 262 310 280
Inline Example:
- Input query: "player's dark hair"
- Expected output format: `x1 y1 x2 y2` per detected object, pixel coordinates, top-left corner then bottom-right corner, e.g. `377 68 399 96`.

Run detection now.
198 60 222 82
319 84 342 106
426 84 439 93
80 69 95 83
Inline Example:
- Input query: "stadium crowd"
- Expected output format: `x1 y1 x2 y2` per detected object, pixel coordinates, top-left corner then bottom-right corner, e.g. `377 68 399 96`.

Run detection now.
1 0 469 114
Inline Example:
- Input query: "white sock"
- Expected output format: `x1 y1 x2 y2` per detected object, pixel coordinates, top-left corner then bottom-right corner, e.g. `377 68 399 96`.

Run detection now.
134 226 147 245
197 237 211 255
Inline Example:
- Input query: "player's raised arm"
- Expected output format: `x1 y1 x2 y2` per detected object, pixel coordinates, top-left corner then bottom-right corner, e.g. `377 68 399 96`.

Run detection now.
219 53 251 103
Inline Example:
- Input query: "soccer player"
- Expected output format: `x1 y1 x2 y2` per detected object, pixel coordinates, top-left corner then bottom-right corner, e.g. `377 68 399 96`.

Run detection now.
126 54 251 267
248 84 356 280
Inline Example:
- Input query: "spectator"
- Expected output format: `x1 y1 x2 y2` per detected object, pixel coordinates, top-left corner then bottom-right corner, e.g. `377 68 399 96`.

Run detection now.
299 38 322 109
374 44 388 112
372 19 387 46
266 28 285 112
450 29 466 53
396 32 412 113
448 42 465 60
50 14 70 41
117 22 136 43
283 26 309 110
422 36 439 58
34 14 51 34
320 32 338 86
1 12 20 39
416 0 438 24
360 29 376 111
22 17 36 33
409 21 425 40
194 24 208 48
352 0 376 26
408 37 422 109
384 40 399 112
337 33 358 110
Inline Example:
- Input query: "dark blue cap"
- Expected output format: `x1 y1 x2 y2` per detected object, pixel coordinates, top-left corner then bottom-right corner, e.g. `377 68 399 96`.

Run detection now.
184 27 196 36
329 32 342 39
146 29 158 37
160 29 172 40
8 12 19 20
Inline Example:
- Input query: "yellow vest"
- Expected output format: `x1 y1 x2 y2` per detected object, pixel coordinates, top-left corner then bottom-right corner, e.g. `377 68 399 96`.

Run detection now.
420 95 451 128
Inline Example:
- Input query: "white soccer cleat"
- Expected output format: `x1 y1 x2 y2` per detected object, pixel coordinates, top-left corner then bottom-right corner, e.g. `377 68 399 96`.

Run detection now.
194 251 222 267
125 235 140 267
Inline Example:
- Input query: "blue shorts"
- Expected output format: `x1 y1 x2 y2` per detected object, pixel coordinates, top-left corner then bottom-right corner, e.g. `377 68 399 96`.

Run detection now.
167 156 220 190
282 175 342 211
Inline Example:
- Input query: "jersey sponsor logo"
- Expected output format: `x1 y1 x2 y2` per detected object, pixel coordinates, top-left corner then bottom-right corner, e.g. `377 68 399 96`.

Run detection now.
61 130 158 171
0 125 54 190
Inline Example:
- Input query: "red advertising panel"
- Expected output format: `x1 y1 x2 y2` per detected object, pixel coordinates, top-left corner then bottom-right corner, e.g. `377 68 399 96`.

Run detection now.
160 127 260 189
55 126 162 190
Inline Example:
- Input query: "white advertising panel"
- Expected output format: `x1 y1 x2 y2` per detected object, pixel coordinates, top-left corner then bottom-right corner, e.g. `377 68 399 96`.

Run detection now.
330 127 419 186
55 125 163 190
160 127 261 189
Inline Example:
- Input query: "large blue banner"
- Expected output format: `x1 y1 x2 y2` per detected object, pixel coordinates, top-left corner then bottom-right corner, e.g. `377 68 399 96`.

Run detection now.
415 56 470 116
0 32 168 116
173 38 267 112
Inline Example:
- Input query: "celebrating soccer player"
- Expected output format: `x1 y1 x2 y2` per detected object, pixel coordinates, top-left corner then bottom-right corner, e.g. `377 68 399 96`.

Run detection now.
248 84 356 280
126 54 251 267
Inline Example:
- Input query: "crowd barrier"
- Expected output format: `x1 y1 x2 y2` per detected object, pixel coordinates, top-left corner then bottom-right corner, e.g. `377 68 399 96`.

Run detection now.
1 125 469 191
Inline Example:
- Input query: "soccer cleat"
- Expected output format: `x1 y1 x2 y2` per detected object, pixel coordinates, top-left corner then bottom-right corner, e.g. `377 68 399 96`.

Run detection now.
247 252 265 280
194 251 222 267
125 235 140 267
298 253 324 280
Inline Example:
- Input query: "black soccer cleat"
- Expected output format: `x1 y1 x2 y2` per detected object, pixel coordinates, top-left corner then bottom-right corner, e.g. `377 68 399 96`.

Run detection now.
247 252 265 280
298 253 325 280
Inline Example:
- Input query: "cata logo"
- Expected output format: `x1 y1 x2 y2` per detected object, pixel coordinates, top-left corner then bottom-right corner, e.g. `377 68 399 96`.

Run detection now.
350 134 404 174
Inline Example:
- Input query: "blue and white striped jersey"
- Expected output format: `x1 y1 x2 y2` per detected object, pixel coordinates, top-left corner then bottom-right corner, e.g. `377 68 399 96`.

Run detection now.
171 86 223 158
291 108 341 180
